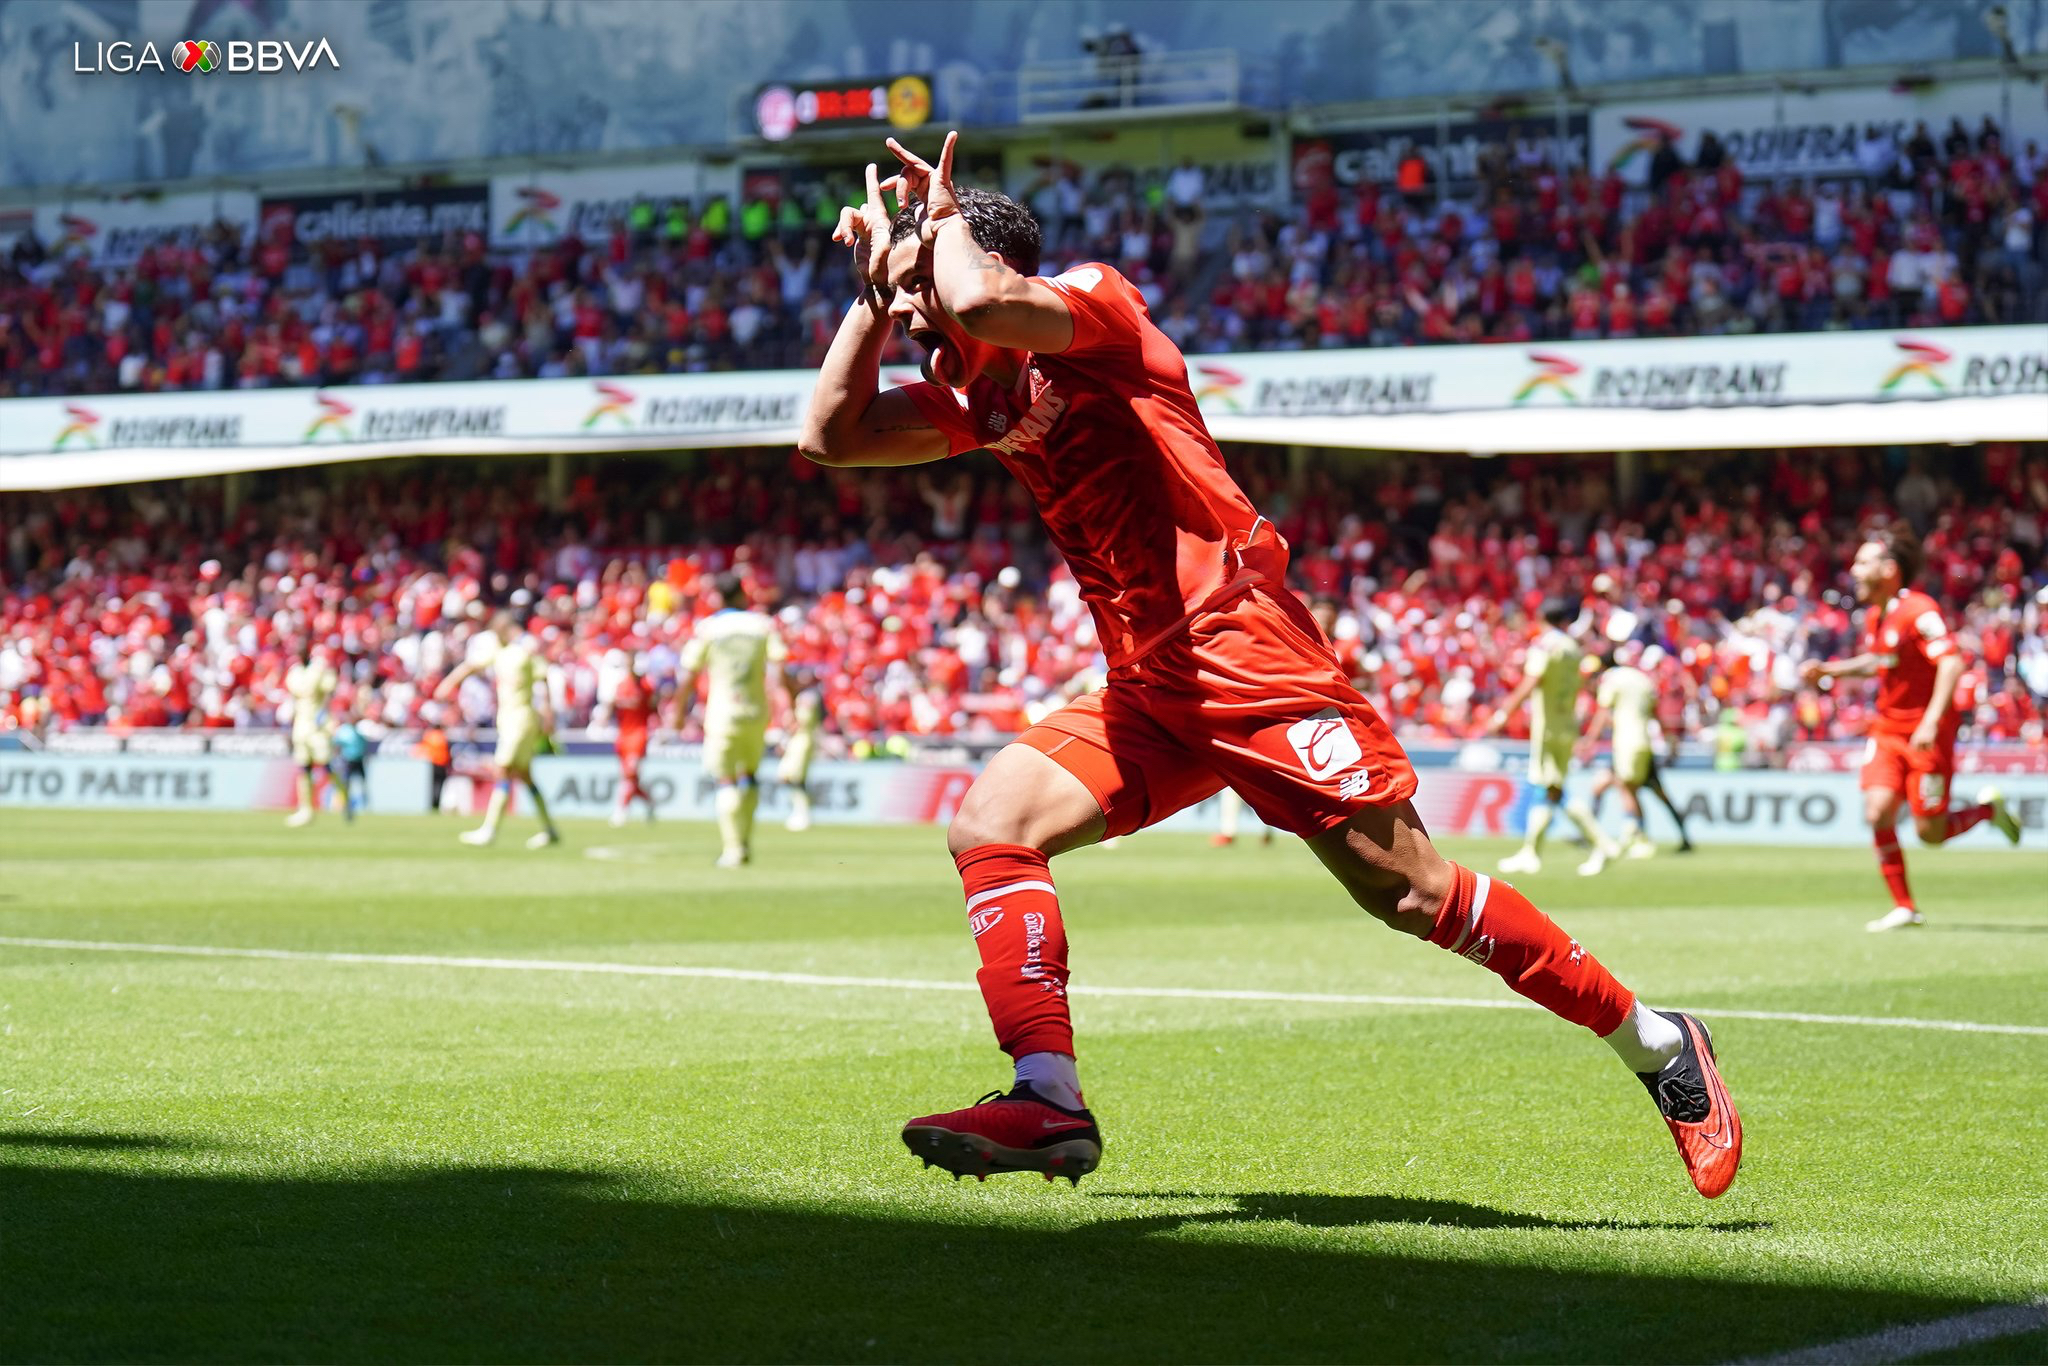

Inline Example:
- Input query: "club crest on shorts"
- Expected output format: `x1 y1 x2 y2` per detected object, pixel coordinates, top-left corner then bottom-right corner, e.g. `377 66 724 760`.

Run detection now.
1286 709 1363 782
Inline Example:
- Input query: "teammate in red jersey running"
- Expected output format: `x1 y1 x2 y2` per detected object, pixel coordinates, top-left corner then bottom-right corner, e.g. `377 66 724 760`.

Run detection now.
606 667 657 827
1801 525 2021 931
799 133 1740 1198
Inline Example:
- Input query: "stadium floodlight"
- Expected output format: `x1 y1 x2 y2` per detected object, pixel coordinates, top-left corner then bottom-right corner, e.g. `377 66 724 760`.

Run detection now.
1533 35 1576 94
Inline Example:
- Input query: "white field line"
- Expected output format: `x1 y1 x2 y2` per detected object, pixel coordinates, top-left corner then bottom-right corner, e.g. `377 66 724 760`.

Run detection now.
4 936 2048 1038
1734 1295 2048 1365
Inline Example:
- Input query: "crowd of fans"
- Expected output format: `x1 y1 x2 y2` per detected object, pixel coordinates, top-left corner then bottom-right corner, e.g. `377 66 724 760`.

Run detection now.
4 444 2043 758
2 116 2042 397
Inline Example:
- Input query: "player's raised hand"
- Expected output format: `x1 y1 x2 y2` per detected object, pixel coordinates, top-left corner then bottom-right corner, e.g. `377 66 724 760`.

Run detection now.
831 162 899 300
887 130 960 243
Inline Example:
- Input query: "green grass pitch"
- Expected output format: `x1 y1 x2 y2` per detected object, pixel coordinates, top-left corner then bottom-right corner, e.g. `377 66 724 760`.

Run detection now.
2 809 2044 1363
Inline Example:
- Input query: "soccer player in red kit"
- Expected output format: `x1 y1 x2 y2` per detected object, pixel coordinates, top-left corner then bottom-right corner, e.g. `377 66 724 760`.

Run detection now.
799 133 1742 1198
607 667 657 827
1801 526 2021 931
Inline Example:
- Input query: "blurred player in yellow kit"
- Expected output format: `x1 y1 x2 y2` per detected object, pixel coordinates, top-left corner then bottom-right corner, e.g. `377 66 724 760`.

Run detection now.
1579 643 1664 875
777 668 824 832
435 610 561 850
284 643 338 826
1486 598 1617 875
676 574 786 866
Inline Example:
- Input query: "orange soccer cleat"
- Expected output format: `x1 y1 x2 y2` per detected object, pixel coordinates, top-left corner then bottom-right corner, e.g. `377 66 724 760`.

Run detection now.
1638 1010 1743 1198
902 1084 1102 1185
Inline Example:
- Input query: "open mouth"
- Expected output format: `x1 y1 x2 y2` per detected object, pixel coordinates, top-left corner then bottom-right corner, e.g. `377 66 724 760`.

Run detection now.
910 328 947 383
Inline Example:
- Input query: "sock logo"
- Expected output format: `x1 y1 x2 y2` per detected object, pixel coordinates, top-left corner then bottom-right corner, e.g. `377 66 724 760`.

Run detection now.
1461 934 1497 967
968 907 1005 937
1568 939 1585 966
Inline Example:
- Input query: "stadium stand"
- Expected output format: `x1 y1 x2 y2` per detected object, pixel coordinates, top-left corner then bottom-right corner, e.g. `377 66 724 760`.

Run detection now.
2 116 2042 397
4 444 2042 753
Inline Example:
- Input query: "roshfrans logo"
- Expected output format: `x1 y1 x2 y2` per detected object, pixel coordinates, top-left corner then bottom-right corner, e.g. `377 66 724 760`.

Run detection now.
504 186 563 238
1606 116 1682 175
55 404 100 449
1193 364 1246 413
1880 339 1951 394
54 214 97 254
583 382 635 429
304 392 354 441
1513 352 1582 405
73 36 337 73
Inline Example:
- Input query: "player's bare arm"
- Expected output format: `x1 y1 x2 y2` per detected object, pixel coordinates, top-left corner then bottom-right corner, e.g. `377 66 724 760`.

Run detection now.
1912 652 1966 749
798 161 949 469
1484 670 1541 736
889 131 1075 354
1578 705 1613 762
433 659 481 700
1800 652 1881 685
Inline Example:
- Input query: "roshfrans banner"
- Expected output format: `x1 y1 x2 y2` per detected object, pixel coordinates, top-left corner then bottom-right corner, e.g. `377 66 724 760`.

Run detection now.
488 162 732 249
32 191 259 265
1592 77 2048 187
3 325 2042 485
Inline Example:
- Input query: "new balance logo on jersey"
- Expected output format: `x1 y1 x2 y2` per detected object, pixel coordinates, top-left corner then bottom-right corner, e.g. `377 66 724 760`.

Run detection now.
1338 770 1375 800
1286 710 1363 782
989 386 1067 455
985 411 1009 434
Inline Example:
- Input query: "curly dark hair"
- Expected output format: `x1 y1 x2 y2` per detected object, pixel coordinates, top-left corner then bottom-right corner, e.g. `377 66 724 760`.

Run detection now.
1865 522 1924 585
890 187 1043 277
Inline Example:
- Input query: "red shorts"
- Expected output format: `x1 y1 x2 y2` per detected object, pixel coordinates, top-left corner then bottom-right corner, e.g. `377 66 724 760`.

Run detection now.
617 732 648 766
1860 728 1956 820
1018 588 1416 838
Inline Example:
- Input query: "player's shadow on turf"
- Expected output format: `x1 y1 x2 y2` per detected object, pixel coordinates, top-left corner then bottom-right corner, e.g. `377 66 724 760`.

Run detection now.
1089 1191 1771 1234
0 1130 202 1151
1928 923 2048 935
2 1153 1960 1362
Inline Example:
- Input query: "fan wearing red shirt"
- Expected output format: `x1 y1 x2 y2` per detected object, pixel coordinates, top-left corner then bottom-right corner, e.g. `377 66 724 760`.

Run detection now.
1801 526 2021 932
798 133 1740 1199
604 666 657 827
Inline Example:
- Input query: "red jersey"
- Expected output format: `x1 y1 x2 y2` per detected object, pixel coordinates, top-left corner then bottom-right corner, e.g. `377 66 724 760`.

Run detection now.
614 675 653 741
1858 589 1958 735
902 263 1269 667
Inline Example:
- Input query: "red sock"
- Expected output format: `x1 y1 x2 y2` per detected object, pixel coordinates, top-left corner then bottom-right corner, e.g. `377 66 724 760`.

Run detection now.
955 844 1072 1057
1427 863 1633 1035
1934 804 1991 842
1874 826 1914 908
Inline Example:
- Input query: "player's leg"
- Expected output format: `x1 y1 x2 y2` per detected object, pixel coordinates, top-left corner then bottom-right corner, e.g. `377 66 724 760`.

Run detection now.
1905 748 2013 848
1861 737 1920 930
287 734 318 825
1557 760 1619 862
519 756 559 849
778 742 813 831
461 767 512 844
1214 786 1243 846
1640 758 1695 851
1500 779 1556 874
1865 786 1918 931
905 693 1220 1183
1577 769 1620 876
1305 805 1740 1197
611 749 635 827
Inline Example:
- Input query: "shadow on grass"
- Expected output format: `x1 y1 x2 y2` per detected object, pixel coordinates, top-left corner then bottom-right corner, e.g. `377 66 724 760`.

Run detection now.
0 1147 1978 1364
1087 1190 1772 1234
0 1130 201 1152
1929 923 2048 935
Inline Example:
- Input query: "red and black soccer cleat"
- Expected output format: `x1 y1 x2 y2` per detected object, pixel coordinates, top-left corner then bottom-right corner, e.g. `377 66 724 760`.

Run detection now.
1639 1010 1743 1198
901 1083 1103 1185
